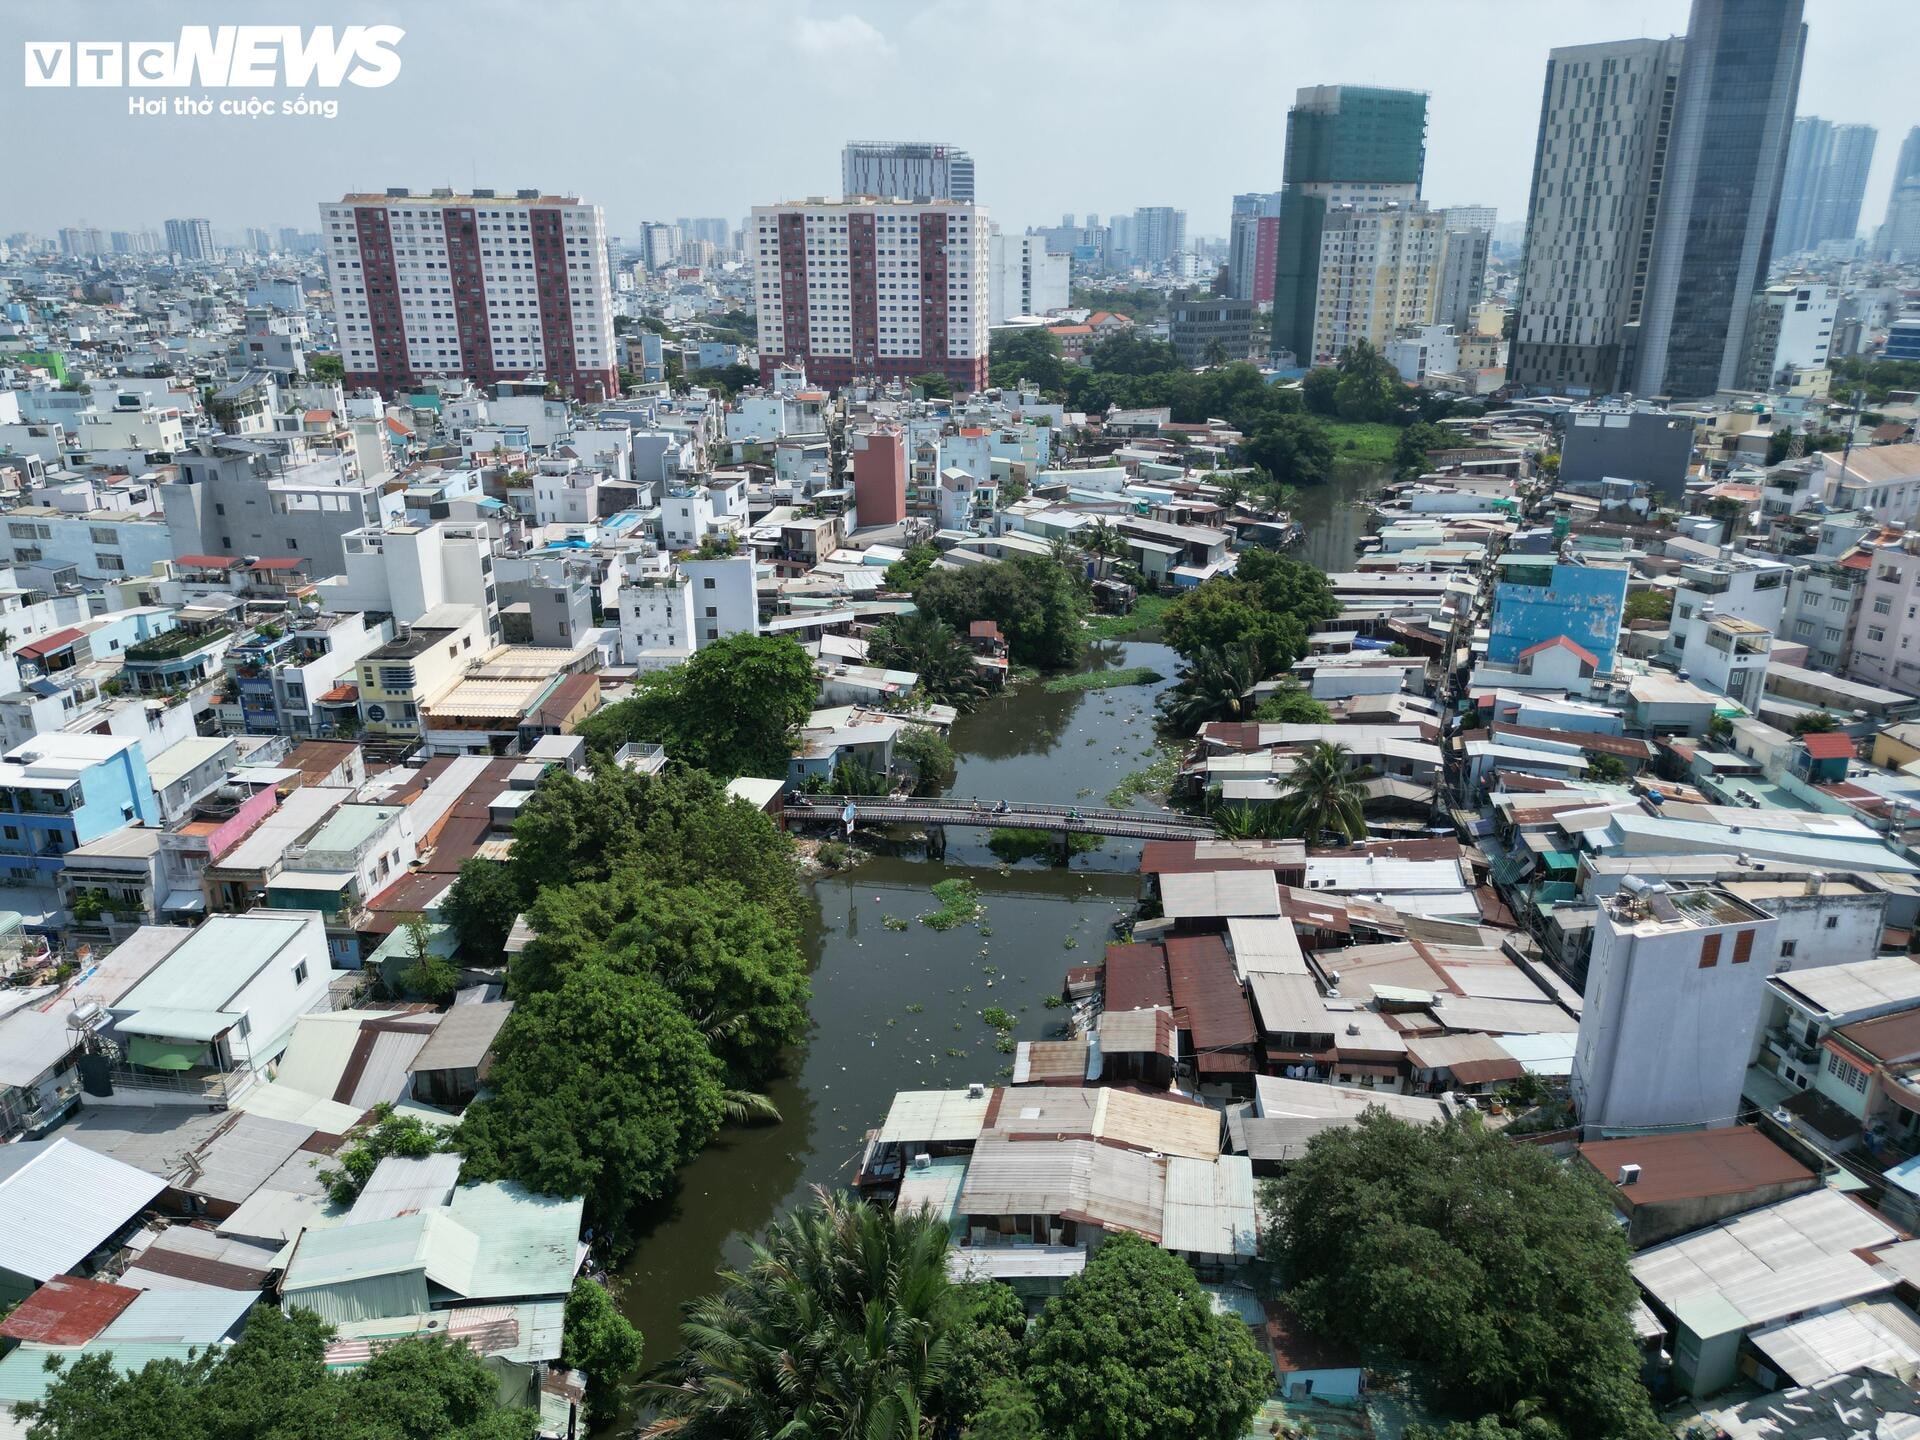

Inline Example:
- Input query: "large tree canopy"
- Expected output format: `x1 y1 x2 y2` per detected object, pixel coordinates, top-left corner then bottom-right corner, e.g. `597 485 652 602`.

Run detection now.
914 554 1088 670
455 962 728 1233
1265 1111 1661 1440
1021 1233 1270 1440
20 1306 535 1440
513 873 806 1084
1162 549 1338 672
574 633 817 779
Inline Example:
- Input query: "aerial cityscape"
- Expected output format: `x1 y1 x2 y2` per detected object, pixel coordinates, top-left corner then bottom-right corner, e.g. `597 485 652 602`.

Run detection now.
7 1 1920 1437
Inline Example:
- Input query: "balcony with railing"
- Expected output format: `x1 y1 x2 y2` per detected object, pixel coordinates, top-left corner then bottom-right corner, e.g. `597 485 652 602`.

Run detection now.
107 1062 254 1105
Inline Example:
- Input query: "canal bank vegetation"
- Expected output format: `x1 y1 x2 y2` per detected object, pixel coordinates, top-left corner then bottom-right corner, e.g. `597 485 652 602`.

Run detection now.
987 827 1100 863
1159 550 1340 735
1106 742 1184 809
1040 665 1162 694
920 877 985 929
644 1192 1269 1440
1082 591 1171 642
442 765 812 1256
912 552 1089 671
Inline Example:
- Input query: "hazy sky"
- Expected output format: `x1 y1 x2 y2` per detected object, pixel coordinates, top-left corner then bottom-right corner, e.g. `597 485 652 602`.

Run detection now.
4 0 1915 242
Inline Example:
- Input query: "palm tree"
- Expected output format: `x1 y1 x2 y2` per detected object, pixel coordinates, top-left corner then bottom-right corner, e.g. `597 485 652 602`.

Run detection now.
1079 518 1124 578
645 1189 955 1440
1213 801 1289 840
1276 741 1368 842
1161 642 1266 735
867 614 985 708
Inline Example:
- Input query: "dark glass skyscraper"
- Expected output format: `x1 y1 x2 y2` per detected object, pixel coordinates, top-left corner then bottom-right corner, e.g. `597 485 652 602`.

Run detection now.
1268 85 1428 366
1629 0 1806 399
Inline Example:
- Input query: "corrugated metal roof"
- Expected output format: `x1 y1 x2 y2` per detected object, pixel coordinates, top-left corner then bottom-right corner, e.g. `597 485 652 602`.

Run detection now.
0 1138 165 1284
1159 870 1281 920
113 913 313 1015
875 1089 992 1145
947 1246 1087 1282
408 1001 513 1073
958 1135 1166 1242
217 1188 343 1245
1160 1155 1258 1259
61 1108 318 1207
1225 917 1307 980
0 1276 140 1345
1631 1188 1900 1334
447 1181 583 1301
99 1287 257 1344
348 1154 463 1224
1165 934 1257 1054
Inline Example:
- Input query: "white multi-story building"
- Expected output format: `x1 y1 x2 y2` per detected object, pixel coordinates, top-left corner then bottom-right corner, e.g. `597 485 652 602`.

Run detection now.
1384 325 1461 385
750 198 991 394
1740 282 1837 389
1847 530 1920 693
616 553 757 669
1814 444 1920 526
1573 883 1779 1134
1509 37 1685 394
320 189 616 400
987 234 1070 323
314 521 501 645
1310 204 1445 365
1664 553 1793 670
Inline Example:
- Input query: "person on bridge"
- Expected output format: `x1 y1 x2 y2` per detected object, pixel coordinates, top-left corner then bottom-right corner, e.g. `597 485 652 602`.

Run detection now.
993 799 1009 815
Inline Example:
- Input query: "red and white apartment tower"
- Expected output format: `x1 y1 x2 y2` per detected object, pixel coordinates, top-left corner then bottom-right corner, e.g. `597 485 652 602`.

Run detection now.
321 189 617 401
751 197 991 395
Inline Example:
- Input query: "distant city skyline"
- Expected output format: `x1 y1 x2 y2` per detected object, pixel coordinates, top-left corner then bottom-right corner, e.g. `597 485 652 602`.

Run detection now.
1 0 1914 243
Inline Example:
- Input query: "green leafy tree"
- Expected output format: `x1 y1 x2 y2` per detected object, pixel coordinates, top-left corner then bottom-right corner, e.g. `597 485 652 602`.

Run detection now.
645 1190 957 1440
20 1305 536 1440
1395 421 1452 474
895 723 957 796
987 328 1067 393
1265 1110 1662 1440
511 875 807 1084
441 858 520 964
686 363 758 398
504 768 806 939
1161 642 1267 734
1162 549 1338 672
1331 340 1407 422
1622 590 1673 625
1022 1233 1269 1440
1276 740 1368 841
963 1380 1047 1440
562 1276 644 1424
1300 365 1339 415
307 353 345 383
1793 710 1839 734
397 913 457 1003
317 1103 450 1207
574 634 817 778
1253 681 1333 724
1085 332 1180 377
1243 414 1335 486
1585 753 1628 782
914 555 1089 670
454 962 728 1237
932 1282 1028 1425
884 542 941 591
870 612 987 706
912 371 954 399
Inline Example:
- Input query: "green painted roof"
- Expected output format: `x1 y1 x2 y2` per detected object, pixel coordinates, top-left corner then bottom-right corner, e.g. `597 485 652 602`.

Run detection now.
298 804 402 854
113 914 309 1014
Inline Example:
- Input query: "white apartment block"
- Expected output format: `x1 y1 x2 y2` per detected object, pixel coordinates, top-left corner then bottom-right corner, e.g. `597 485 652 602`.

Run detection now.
1310 204 1445 365
987 234 1070 323
1573 884 1779 1134
1742 283 1837 389
751 198 991 394
1847 532 1920 694
320 190 616 400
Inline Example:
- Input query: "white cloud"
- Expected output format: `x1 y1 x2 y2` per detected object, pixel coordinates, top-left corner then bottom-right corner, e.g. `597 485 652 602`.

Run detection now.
791 13 896 62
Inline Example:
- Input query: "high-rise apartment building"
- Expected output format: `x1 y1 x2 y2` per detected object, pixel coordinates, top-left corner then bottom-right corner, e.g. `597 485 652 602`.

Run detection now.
987 233 1069 322
1630 0 1805 399
1442 204 1497 234
751 197 990 393
1435 222 1491 332
1228 214 1281 304
1270 85 1429 365
1308 203 1446 365
164 217 215 261
1875 128 1920 262
1510 37 1684 395
842 142 975 202
1131 207 1188 269
1775 118 1876 259
320 189 617 401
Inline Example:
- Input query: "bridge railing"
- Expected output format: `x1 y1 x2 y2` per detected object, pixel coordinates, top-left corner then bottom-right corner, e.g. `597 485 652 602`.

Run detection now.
784 795 1213 828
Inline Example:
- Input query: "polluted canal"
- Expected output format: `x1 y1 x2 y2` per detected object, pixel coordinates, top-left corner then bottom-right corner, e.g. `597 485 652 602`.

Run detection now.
606 638 1178 1420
